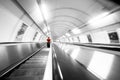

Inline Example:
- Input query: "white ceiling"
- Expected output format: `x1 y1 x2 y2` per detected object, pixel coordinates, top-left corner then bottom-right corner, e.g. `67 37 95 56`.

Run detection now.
17 0 118 40
43 0 107 40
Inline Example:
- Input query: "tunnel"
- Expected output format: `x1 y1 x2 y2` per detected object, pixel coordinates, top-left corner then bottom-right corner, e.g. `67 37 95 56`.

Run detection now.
0 0 120 80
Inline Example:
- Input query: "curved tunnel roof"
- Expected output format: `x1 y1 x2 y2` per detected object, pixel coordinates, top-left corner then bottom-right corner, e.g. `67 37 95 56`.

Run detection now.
17 0 119 40
42 0 119 40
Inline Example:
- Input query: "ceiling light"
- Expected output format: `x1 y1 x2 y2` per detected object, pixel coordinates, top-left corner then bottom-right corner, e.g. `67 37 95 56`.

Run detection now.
88 12 109 24
66 33 71 36
71 28 80 34
43 27 48 33
41 3 50 20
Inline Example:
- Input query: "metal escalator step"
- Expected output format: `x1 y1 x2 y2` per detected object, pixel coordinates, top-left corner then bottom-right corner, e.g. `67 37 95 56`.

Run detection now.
9 68 45 77
26 60 47 63
19 64 46 69
36 51 49 55
26 59 47 62
3 48 49 80
28 59 48 61
31 54 47 56
6 76 43 80
30 57 48 59
33 55 48 57
25 62 47 65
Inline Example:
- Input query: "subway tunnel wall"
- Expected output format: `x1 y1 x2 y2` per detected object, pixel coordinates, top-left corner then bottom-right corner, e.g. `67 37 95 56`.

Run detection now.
57 5 120 79
1 0 120 80
60 10 120 44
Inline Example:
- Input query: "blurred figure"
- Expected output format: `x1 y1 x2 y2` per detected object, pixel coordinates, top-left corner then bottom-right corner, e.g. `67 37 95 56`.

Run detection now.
47 37 51 48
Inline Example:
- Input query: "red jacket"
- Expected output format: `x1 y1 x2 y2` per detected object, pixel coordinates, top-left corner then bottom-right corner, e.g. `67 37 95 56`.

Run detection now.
47 38 51 42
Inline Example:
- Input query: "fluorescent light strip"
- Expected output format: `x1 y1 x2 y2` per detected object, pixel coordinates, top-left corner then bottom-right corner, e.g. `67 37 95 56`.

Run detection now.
57 63 63 80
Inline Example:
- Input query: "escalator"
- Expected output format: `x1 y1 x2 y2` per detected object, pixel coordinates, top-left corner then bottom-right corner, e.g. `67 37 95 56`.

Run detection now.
1 48 49 80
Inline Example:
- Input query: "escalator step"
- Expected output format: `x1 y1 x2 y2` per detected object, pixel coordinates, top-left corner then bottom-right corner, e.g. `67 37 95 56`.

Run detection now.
6 76 43 80
2 48 50 80
9 68 45 77
19 64 46 69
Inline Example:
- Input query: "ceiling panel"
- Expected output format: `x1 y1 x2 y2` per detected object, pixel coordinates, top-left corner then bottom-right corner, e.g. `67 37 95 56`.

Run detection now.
18 0 117 40
41 0 106 40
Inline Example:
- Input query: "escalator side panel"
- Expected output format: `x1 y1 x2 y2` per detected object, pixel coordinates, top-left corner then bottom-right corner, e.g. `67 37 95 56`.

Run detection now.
4 48 49 80
0 43 45 77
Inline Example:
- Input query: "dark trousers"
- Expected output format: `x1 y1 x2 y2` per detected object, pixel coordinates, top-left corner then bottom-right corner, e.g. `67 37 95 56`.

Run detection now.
47 42 50 48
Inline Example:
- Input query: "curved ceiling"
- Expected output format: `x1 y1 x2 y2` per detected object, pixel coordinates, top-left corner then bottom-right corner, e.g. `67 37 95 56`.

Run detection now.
41 0 112 40
17 0 119 40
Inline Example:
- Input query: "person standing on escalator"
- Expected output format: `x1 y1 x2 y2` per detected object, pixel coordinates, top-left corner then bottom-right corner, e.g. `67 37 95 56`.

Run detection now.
47 37 51 48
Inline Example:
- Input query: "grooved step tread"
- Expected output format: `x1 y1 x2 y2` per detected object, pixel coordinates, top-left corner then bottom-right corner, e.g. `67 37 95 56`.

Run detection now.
3 48 50 80
28 59 48 61
29 57 48 60
6 76 43 80
25 62 47 65
26 60 47 63
19 64 46 69
9 68 45 77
